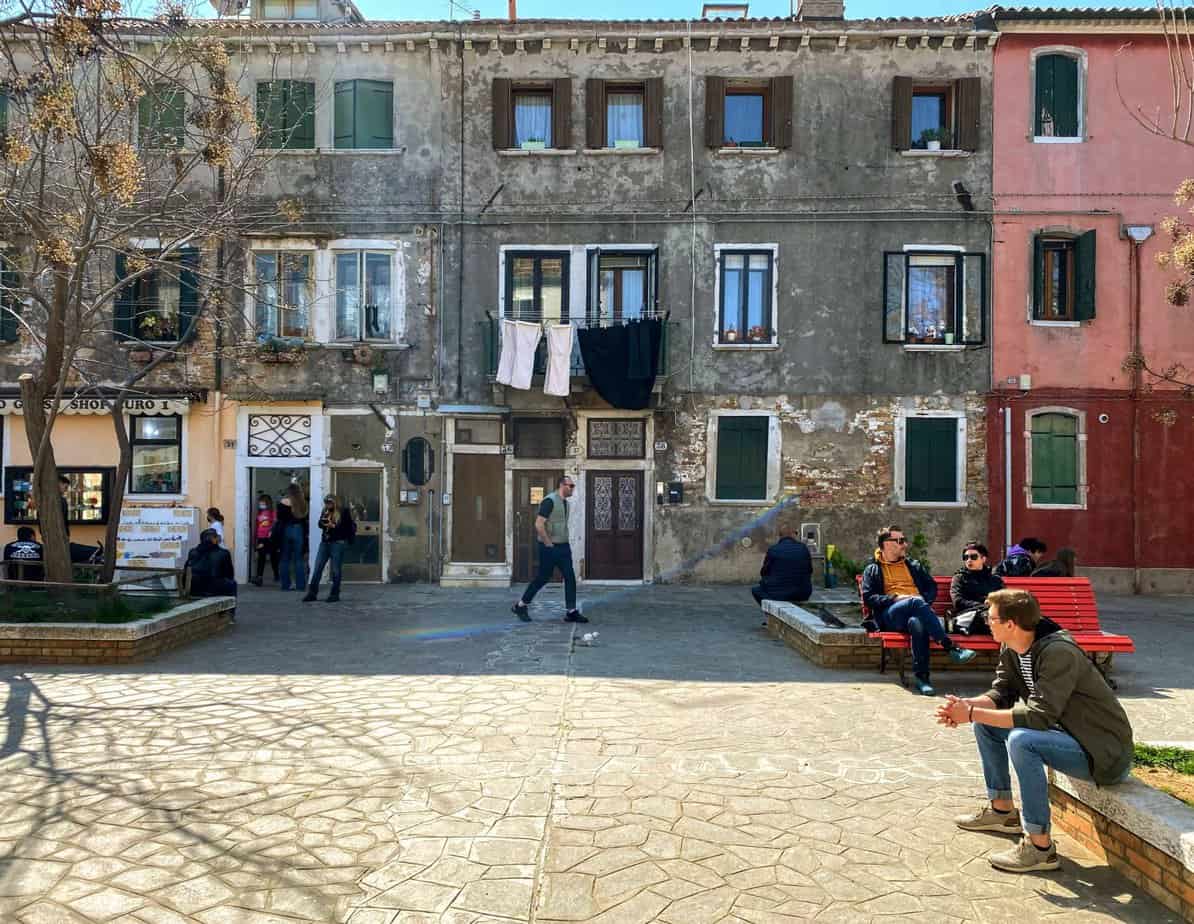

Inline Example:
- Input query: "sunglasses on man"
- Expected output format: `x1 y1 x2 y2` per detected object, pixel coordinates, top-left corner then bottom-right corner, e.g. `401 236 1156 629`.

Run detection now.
963 552 982 561
883 536 908 545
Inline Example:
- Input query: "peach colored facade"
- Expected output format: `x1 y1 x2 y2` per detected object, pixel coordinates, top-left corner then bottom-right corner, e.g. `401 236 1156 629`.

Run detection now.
990 20 1194 589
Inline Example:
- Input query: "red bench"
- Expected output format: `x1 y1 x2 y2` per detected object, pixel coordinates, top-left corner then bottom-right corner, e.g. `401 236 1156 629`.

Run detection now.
857 576 1135 686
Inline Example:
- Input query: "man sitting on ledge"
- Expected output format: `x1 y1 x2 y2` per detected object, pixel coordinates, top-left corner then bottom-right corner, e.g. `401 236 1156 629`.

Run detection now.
937 588 1134 873
752 522 813 619
861 525 975 696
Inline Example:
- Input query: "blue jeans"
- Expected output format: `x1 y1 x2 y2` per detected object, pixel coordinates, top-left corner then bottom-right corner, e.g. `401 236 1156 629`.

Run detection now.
520 542 577 611
879 597 951 678
308 540 346 598
974 724 1103 835
279 523 307 591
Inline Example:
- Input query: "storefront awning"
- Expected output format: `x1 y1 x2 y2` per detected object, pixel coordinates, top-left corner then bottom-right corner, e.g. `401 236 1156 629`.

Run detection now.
0 396 191 416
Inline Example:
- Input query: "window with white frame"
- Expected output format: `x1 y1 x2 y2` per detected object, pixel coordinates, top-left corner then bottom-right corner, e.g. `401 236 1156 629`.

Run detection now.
897 412 966 506
335 251 392 341
1026 408 1086 508
884 249 985 346
129 414 182 495
709 414 775 502
254 251 312 338
716 246 775 345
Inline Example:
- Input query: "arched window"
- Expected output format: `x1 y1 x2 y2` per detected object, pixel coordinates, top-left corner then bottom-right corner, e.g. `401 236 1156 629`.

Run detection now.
1026 409 1087 508
1033 51 1083 140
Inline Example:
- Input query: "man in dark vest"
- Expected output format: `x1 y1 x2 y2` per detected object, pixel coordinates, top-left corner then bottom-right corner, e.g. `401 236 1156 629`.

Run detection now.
512 476 586 624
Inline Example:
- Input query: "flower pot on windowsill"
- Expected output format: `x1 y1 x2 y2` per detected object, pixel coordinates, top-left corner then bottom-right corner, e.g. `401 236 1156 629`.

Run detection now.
520 140 547 151
723 328 739 343
613 139 641 149
926 140 942 152
747 325 770 343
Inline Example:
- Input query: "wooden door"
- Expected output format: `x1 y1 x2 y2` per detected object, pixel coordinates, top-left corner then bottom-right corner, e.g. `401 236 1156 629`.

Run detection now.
586 471 643 580
334 469 382 581
451 454 505 562
514 469 563 583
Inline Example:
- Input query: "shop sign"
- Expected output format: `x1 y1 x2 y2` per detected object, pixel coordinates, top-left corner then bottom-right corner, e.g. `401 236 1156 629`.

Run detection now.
0 397 189 416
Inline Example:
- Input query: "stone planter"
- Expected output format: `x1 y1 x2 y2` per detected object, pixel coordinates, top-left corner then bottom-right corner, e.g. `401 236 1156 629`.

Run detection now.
0 596 235 664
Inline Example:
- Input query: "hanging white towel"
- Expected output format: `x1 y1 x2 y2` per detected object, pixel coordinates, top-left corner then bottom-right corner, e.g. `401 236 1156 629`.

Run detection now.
496 318 519 386
544 324 573 397
501 322 539 391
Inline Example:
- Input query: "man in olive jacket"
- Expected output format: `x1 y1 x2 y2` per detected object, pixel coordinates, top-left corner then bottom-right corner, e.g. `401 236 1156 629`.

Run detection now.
936 589 1133 873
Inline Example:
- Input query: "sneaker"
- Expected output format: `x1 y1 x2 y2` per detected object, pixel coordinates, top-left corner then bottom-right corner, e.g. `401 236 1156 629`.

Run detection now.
326 594 339 603
949 647 978 665
512 603 531 622
301 593 317 603
955 805 1023 835
564 610 589 623
913 677 936 696
988 835 1060 873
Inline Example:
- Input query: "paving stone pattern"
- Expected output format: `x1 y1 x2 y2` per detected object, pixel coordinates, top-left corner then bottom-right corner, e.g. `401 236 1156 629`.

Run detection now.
0 584 1189 923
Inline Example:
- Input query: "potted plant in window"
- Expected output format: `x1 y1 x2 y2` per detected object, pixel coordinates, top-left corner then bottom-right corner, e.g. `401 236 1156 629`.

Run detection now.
723 326 739 343
520 137 546 151
747 324 769 343
919 128 942 151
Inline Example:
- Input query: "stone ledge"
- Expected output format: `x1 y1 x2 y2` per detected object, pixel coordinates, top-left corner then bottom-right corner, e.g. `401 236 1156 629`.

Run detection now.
763 600 871 648
1051 770 1194 872
0 596 235 641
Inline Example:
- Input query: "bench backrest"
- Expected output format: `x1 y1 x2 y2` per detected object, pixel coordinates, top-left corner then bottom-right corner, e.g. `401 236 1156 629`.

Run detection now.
857 574 1102 633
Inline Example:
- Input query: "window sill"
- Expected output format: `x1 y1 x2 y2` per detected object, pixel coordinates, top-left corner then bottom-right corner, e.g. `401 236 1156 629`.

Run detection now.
582 147 660 156
708 497 774 506
899 500 967 509
252 148 406 156
901 344 967 352
1030 320 1082 328
126 493 185 503
1026 503 1087 511
498 148 577 157
715 146 780 156
1032 136 1084 144
899 149 973 158
711 341 779 350
328 341 412 351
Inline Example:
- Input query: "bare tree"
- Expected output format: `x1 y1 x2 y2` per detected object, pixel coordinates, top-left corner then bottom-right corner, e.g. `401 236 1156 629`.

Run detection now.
0 0 279 582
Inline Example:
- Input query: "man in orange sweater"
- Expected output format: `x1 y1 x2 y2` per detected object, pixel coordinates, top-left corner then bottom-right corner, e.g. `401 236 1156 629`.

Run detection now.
861 525 975 695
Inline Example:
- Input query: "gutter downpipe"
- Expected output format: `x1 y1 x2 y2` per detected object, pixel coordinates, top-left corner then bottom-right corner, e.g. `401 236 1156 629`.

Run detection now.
1004 401 1013 557
455 21 466 401
1130 236 1143 594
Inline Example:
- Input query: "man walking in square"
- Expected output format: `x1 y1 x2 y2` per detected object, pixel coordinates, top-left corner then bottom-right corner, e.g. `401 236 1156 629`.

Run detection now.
937 588 1134 873
512 476 587 623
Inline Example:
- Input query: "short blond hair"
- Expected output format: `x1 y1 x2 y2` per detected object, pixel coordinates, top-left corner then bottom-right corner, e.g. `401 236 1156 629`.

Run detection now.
987 588 1042 630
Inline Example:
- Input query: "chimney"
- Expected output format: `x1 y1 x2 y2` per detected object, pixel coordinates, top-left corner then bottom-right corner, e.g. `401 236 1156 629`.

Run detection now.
794 0 844 21
508 0 516 20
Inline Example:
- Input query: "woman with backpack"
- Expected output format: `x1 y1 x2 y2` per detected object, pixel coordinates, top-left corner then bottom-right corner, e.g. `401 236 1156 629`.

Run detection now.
303 494 355 604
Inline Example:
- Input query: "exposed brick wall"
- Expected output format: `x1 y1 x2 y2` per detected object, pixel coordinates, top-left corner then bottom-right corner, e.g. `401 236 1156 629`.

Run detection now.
1050 784 1194 921
0 610 232 665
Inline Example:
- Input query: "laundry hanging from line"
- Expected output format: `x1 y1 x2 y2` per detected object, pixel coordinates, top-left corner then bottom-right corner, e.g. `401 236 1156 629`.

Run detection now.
577 317 663 410
544 324 573 397
495 319 542 390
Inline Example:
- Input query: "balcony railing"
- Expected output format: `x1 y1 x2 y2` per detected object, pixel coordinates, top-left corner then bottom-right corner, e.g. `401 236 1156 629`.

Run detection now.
482 312 672 381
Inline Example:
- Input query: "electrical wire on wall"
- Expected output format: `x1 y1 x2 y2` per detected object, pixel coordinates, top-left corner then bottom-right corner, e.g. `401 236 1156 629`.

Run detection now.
686 19 697 394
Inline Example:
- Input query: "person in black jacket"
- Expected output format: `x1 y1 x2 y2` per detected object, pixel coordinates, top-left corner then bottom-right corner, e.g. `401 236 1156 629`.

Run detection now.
751 524 813 607
303 494 355 604
3 527 44 581
950 541 1003 636
1032 547 1076 578
993 537 1047 578
187 529 237 599
861 525 975 695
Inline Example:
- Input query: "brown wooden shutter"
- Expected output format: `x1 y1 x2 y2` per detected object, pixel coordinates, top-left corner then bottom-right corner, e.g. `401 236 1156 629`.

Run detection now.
551 78 572 149
704 75 725 148
492 78 512 149
891 76 913 150
769 75 793 149
644 77 664 149
585 79 606 149
955 76 981 151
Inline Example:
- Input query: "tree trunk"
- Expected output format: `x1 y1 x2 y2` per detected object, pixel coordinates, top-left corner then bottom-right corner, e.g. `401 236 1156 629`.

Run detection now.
17 373 70 583
101 400 131 584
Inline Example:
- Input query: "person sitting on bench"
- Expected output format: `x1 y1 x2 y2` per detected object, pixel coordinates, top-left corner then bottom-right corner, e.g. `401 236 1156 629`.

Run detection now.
3 526 44 581
186 529 237 599
1031 547 1076 578
861 525 976 696
994 537 1047 578
950 541 1003 636
937 588 1133 873
751 522 813 608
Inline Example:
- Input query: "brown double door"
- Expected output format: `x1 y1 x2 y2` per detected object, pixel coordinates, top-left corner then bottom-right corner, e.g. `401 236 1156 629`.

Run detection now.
586 471 644 580
513 470 563 583
451 454 505 563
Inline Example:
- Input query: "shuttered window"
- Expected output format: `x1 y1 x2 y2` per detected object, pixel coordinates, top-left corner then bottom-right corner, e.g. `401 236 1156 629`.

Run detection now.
114 250 200 343
903 416 960 504
0 254 20 343
891 76 981 151
256 80 315 149
705 76 792 149
334 79 394 150
715 416 769 501
1031 413 1079 505
494 79 572 150
1035 53 1080 138
882 251 986 344
585 79 663 150
1033 230 1094 321
138 84 185 148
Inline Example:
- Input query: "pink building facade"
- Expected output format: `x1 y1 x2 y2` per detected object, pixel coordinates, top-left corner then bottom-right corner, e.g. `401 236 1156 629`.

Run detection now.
989 9 1194 591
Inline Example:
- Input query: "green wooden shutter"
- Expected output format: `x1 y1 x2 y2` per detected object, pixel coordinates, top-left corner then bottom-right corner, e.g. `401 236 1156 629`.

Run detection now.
1031 413 1078 505
286 81 316 149
1032 235 1045 319
334 81 355 149
355 79 393 149
114 253 134 340
1052 55 1079 137
0 256 19 343
1034 55 1053 136
0 93 8 137
139 85 184 147
178 249 200 341
257 81 286 148
1074 229 1096 321
716 417 768 501
904 417 958 503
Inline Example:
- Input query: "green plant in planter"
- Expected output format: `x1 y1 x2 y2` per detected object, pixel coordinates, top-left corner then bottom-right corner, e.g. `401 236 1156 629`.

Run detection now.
908 530 932 572
828 546 865 584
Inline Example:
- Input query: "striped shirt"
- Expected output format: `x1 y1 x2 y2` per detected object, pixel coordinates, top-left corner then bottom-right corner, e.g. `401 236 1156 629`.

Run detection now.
1018 652 1036 695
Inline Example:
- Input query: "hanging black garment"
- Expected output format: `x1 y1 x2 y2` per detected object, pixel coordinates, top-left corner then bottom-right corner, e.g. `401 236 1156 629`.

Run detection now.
578 318 662 410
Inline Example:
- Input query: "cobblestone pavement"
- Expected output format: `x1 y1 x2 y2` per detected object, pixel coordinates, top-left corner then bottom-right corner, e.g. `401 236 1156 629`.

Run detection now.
0 584 1189 923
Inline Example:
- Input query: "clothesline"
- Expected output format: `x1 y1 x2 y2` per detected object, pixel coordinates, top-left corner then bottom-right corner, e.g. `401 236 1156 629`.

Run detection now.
485 310 670 330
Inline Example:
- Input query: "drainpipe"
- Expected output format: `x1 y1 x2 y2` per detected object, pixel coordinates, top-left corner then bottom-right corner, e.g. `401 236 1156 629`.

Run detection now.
455 22 466 400
1004 401 1013 556
1125 224 1154 593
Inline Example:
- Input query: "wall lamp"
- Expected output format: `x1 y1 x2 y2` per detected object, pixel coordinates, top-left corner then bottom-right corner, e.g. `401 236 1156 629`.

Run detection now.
1124 224 1154 244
